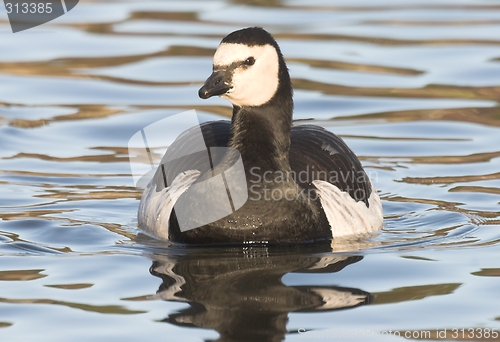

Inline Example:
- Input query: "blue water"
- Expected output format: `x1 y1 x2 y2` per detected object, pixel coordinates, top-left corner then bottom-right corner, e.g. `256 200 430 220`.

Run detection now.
0 1 499 341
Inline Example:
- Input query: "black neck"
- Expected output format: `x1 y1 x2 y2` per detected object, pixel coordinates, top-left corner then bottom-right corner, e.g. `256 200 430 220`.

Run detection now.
229 91 293 177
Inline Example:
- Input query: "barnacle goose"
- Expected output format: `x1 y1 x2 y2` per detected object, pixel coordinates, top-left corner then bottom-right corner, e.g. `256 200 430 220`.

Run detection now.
138 27 383 245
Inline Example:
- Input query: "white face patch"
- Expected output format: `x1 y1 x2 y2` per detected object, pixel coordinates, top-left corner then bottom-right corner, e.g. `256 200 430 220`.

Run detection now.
213 43 279 107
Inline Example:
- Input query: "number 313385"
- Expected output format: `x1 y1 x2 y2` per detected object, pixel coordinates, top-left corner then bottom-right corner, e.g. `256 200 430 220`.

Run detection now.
5 3 53 14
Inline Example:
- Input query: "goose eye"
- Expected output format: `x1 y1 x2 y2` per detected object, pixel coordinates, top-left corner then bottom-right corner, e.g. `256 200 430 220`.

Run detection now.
244 57 255 66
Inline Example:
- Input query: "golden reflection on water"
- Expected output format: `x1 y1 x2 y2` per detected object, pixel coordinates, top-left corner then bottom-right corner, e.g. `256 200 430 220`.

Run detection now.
0 296 146 315
293 78 500 101
0 269 47 281
0 45 214 86
372 283 461 305
44 283 94 289
7 105 123 128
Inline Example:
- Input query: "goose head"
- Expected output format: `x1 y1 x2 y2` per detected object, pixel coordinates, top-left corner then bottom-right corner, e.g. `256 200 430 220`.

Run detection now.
199 27 292 108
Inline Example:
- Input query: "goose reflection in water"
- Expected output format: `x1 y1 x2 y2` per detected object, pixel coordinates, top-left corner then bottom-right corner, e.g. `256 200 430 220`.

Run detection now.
147 245 372 342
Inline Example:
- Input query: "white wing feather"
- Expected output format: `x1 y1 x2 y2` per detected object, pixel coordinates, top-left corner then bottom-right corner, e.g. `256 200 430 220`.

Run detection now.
313 180 383 237
138 170 200 240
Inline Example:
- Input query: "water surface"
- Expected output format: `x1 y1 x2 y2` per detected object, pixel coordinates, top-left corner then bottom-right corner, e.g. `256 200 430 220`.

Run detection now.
0 0 499 341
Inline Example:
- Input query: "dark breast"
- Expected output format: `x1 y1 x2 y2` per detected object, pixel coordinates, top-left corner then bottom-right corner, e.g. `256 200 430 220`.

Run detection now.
157 121 371 244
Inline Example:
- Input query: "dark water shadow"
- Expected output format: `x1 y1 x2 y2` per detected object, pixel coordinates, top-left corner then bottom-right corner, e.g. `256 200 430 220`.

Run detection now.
147 244 371 342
